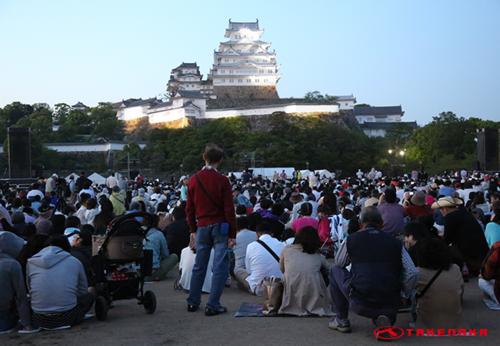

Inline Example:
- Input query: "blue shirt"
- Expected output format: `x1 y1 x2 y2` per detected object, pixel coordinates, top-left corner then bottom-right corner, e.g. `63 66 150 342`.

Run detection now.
485 222 500 248
143 228 170 269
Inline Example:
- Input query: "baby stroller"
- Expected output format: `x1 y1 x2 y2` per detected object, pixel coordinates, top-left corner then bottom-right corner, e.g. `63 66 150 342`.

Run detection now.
91 212 157 321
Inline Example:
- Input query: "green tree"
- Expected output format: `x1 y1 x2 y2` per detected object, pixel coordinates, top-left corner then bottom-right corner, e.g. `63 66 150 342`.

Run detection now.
90 103 125 141
53 103 71 125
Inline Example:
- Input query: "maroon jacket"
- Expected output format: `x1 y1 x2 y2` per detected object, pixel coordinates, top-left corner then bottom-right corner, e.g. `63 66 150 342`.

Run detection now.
186 169 237 238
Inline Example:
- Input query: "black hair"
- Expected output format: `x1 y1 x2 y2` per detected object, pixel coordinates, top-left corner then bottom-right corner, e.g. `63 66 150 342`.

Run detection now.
417 237 452 271
51 215 67 236
236 204 247 215
347 216 361 235
260 198 273 210
79 228 93 246
172 207 186 220
403 222 429 241
293 226 321 254
236 216 249 231
255 221 273 235
384 188 397 204
204 142 225 164
247 212 262 231
281 228 295 242
65 216 81 229
62 205 76 215
44 235 71 253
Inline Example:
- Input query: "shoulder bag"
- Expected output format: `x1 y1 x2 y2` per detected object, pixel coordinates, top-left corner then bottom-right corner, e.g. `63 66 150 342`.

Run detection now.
256 239 283 314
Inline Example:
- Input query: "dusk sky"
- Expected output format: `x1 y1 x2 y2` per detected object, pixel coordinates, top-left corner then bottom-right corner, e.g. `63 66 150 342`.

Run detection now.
1 0 499 125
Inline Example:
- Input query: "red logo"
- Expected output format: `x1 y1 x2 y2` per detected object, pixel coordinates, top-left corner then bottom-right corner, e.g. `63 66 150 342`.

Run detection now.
374 326 405 340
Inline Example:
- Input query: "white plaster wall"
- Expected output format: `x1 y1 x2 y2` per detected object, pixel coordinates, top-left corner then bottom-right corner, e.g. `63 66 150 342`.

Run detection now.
203 104 339 119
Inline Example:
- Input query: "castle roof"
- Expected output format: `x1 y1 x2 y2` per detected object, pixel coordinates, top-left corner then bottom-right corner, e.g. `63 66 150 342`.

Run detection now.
149 101 173 109
172 62 198 71
361 121 417 130
221 39 269 46
354 106 404 116
72 102 87 108
173 91 208 99
228 20 259 31
115 97 158 109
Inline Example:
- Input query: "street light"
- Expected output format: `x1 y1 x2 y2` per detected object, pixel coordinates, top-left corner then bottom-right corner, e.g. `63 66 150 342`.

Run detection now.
180 164 183 175
399 150 405 156
388 149 393 154
306 161 309 170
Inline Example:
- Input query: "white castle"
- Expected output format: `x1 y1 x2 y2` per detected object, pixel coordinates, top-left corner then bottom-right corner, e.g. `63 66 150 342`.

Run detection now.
111 19 416 135
208 19 281 88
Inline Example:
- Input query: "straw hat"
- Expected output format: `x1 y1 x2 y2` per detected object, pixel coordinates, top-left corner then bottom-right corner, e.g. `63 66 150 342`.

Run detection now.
431 196 463 209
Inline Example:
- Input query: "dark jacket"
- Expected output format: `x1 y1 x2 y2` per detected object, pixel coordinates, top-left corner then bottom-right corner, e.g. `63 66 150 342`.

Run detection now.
163 219 190 259
347 227 402 309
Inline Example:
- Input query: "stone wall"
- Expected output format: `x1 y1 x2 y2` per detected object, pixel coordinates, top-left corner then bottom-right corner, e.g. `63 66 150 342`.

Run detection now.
212 85 279 100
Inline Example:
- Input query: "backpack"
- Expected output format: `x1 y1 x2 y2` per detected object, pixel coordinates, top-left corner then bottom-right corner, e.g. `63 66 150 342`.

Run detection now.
329 215 347 248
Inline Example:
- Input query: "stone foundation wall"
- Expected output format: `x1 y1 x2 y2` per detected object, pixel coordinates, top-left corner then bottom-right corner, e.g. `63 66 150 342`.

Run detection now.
213 85 279 100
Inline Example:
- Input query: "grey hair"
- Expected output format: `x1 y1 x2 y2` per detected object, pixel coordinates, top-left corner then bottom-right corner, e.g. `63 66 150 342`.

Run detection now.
359 206 383 226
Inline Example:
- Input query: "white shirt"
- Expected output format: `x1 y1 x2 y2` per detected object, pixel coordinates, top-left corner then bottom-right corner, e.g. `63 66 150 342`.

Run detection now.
396 188 405 202
106 176 118 188
245 234 285 296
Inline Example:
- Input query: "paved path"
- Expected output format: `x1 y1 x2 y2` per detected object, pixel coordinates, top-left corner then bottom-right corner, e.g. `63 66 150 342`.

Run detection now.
2 267 499 346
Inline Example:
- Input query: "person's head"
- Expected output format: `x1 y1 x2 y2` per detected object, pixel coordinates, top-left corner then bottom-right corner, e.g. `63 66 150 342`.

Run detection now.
417 237 452 271
237 216 249 232
403 222 429 247
289 192 303 204
431 196 463 216
154 186 161 194
32 182 40 190
293 226 321 254
33 195 41 202
358 207 383 229
112 186 120 193
342 206 356 220
157 202 168 214
370 189 380 198
490 192 500 204
44 235 71 253
22 199 32 207
232 188 241 197
247 212 262 231
347 216 361 235
12 211 25 225
79 193 91 206
129 201 141 211
260 198 273 210
83 181 91 190
51 214 66 235
255 222 273 237
298 202 313 217
18 234 49 261
384 188 397 204
86 198 97 210
172 207 186 221
100 199 114 214
62 205 76 217
472 191 486 206
236 204 247 216
12 198 22 208
65 216 82 230
203 142 225 165
281 228 295 242
19 223 37 239
492 200 500 223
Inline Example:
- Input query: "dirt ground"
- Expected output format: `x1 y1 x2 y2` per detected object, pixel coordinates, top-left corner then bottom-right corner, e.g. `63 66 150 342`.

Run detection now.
1 265 499 346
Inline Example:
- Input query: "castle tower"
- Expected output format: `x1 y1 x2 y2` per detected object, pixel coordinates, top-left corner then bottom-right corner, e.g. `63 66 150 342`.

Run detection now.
208 19 281 99
167 62 214 98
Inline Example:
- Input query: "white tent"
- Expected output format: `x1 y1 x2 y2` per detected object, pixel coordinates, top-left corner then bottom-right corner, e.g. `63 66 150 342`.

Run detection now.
65 172 79 182
249 167 295 179
300 169 312 177
88 173 106 185
317 169 334 178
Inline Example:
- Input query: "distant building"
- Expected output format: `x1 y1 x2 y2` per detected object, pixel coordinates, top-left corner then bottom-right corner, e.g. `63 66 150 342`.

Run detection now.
354 106 417 137
72 102 87 111
114 98 160 121
148 91 208 125
335 95 356 110
167 62 214 98
208 19 282 99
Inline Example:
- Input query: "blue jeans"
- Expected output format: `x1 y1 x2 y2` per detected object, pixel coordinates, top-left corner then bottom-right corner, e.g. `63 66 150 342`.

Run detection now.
187 223 229 310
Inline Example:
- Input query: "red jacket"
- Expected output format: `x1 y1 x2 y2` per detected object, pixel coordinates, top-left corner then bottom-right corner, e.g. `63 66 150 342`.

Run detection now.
186 169 237 238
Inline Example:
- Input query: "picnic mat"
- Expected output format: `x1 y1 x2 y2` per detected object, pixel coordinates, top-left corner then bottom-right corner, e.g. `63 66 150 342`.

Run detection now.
234 302 332 318
483 298 500 310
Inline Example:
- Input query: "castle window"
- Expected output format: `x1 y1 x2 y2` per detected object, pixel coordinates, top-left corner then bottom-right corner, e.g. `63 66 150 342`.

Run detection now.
225 59 229 62
221 70 225 74
238 79 242 83
255 79 259 82
229 79 234 83
229 70 233 74
247 79 251 83
268 69 273 73
222 79 225 83
264 79 268 82
259 70 264 73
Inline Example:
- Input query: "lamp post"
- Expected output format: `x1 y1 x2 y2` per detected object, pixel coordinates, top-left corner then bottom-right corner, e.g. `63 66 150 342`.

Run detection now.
180 164 183 175
306 161 309 170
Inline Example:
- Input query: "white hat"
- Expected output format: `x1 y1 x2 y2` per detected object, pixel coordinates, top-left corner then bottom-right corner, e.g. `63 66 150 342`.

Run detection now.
179 175 187 182
52 173 58 178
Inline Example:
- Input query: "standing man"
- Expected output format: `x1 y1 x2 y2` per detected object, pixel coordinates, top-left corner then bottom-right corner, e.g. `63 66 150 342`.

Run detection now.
45 174 58 197
280 170 287 180
186 143 237 316
106 173 118 189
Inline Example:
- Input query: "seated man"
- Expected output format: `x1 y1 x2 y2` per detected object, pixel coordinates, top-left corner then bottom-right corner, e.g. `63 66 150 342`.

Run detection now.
479 240 500 304
328 207 418 336
231 216 257 278
27 236 95 329
233 187 253 214
431 196 489 273
0 231 32 332
234 222 285 296
143 214 178 282
163 207 190 260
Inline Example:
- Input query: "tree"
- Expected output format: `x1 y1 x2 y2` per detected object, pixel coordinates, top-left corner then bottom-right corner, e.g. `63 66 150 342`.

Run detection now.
89 103 125 141
385 123 414 144
53 103 71 125
303 91 338 103
354 103 371 107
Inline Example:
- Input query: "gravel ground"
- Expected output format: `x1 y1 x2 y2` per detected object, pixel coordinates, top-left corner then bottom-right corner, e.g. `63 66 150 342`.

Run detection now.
1 265 499 346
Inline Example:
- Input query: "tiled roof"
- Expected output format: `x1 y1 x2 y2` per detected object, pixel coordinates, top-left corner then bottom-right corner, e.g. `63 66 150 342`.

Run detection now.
228 20 259 30
174 91 208 99
72 102 87 108
361 121 418 130
149 101 173 109
354 106 403 116
221 39 269 46
172 62 198 71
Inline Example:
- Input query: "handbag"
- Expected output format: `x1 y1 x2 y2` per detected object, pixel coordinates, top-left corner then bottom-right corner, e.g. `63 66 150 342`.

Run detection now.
256 239 283 314
260 276 283 315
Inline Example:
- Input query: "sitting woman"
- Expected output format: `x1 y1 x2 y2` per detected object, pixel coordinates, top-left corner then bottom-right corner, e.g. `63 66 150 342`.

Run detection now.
142 214 178 282
415 237 469 331
279 226 333 316
485 201 500 248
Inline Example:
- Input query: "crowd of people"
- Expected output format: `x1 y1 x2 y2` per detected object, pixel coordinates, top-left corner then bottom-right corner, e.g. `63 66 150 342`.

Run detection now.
1 144 500 338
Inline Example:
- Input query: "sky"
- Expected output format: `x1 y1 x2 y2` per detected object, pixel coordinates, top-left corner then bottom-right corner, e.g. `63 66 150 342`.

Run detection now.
0 0 499 125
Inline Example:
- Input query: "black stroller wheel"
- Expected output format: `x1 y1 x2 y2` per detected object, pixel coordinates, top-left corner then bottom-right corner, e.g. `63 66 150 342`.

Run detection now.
143 290 156 314
95 296 108 321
